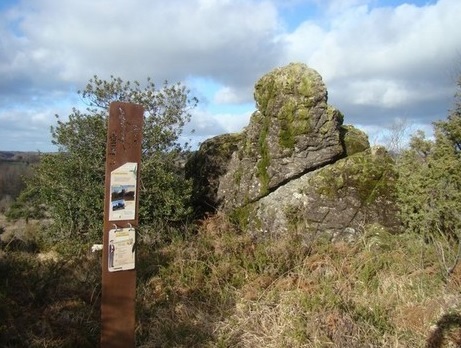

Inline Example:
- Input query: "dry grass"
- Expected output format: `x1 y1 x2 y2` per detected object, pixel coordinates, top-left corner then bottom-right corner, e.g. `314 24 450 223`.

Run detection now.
2 213 461 347
136 214 461 347
0 215 101 347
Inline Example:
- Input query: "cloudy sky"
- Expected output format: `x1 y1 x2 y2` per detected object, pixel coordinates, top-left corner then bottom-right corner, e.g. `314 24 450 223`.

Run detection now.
1 0 460 151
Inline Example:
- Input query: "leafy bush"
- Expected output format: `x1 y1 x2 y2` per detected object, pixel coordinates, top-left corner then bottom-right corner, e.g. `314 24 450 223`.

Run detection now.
396 76 461 241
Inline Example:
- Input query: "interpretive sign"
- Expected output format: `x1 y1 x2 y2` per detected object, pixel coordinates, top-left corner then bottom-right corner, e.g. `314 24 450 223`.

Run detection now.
101 102 143 348
109 162 138 221
108 227 136 272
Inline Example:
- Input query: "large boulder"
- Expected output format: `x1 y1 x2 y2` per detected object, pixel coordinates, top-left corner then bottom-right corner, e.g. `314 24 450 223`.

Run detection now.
186 62 401 239
218 63 345 210
185 133 242 216
231 146 401 240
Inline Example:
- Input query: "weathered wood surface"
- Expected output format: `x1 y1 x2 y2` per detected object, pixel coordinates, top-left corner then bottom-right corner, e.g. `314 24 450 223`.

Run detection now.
101 102 143 348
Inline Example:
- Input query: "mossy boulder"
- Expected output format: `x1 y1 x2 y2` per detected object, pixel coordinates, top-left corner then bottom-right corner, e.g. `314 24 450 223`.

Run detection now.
217 63 345 211
341 125 370 156
185 133 242 216
186 63 398 238
246 147 401 240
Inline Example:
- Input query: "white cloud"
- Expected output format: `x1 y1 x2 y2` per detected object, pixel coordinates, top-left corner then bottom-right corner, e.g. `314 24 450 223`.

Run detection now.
284 0 461 80
281 0 461 126
8 0 282 86
0 0 285 150
0 0 460 151
213 86 252 105
187 107 251 136
345 79 412 107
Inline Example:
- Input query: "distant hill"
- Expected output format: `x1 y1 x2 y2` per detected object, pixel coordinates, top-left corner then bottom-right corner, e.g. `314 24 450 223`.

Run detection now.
0 151 17 160
0 151 41 164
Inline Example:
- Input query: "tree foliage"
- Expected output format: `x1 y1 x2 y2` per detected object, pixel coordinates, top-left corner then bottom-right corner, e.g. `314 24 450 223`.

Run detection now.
9 76 198 242
396 77 461 240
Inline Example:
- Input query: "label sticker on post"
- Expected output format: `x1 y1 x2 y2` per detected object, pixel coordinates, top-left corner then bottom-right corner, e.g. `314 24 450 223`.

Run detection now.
109 162 138 221
108 227 136 272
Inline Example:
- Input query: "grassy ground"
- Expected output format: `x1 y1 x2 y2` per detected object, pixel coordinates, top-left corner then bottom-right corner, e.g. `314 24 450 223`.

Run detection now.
1 213 461 347
135 215 461 347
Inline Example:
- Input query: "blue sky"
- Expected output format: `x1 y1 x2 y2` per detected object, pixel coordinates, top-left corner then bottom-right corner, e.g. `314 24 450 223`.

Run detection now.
0 0 460 151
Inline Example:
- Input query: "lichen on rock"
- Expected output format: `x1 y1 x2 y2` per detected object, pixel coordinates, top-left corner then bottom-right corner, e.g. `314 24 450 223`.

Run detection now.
217 63 345 211
247 146 401 241
341 124 370 156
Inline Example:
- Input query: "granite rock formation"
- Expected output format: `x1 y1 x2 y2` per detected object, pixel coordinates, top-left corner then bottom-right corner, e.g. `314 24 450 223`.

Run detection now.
186 63 400 239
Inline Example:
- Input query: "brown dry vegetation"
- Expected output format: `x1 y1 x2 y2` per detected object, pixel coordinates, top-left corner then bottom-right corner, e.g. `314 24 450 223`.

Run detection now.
0 152 39 213
1 213 461 347
135 215 461 347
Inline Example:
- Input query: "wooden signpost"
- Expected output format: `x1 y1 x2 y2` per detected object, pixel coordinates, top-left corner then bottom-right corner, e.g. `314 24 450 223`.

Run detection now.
101 102 143 348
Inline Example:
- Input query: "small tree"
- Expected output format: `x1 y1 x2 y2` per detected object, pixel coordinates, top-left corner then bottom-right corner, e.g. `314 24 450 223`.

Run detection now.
10 76 198 243
382 118 413 156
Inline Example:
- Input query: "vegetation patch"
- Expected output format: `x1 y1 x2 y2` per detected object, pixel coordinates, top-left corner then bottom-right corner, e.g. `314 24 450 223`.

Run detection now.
229 204 257 231
2 206 461 347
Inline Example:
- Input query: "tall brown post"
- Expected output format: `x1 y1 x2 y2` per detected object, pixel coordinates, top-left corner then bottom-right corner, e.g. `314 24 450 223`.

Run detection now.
101 102 143 347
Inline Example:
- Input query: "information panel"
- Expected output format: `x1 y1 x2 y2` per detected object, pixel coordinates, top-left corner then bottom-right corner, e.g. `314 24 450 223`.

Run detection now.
108 227 136 272
109 162 138 221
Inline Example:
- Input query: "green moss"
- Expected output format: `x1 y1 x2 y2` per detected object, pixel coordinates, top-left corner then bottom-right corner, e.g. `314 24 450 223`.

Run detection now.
280 99 296 120
255 76 277 114
314 150 396 205
256 65 321 151
299 75 313 99
292 118 311 135
256 148 270 195
256 114 271 195
341 125 370 156
278 100 295 149
313 165 346 198
278 102 312 149
279 127 295 149
242 135 253 158
233 166 243 186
